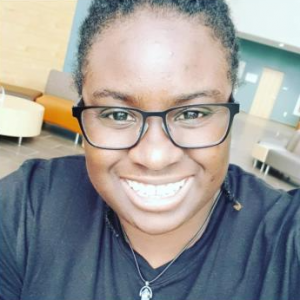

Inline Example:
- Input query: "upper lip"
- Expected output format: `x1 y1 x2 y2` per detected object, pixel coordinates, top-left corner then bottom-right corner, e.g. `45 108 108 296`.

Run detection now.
120 176 193 185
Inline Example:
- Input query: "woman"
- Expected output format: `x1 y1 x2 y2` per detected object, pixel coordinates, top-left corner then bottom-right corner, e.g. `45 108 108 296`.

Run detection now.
0 1 299 299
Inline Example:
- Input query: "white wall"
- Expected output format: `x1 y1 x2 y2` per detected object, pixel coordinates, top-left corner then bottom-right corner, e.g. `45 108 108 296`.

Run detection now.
226 0 300 53
0 0 77 90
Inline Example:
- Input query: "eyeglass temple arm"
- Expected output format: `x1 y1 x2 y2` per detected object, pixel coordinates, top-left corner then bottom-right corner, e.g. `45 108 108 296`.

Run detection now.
75 98 85 107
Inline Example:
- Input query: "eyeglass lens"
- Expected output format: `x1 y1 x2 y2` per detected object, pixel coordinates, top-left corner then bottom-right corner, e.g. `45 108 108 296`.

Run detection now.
80 105 231 149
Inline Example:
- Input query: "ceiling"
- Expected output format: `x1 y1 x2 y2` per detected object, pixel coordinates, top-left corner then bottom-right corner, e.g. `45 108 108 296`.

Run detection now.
226 0 300 55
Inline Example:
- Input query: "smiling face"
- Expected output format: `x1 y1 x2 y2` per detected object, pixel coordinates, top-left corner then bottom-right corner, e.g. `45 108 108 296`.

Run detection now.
82 9 232 236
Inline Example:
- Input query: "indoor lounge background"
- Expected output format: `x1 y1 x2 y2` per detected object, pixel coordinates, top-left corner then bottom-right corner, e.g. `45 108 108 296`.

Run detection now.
0 0 299 190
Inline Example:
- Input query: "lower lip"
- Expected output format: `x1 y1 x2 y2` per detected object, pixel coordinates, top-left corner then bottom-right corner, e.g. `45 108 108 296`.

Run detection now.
121 177 194 212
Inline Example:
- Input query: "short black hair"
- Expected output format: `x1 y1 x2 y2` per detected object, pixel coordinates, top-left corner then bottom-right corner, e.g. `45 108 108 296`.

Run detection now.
74 0 239 95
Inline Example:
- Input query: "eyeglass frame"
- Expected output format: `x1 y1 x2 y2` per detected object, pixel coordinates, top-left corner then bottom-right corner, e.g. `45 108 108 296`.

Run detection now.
72 95 240 150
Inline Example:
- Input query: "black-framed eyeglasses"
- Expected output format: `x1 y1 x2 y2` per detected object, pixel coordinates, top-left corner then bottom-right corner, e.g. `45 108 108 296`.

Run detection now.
72 95 239 150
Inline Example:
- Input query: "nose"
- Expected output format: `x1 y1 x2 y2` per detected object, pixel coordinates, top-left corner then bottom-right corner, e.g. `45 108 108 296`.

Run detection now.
128 117 184 171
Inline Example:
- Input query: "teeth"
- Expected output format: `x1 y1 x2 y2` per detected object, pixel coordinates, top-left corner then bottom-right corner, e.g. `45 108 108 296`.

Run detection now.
126 179 186 198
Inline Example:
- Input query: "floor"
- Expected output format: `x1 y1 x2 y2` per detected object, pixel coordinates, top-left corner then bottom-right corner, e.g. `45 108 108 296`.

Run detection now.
0 112 298 191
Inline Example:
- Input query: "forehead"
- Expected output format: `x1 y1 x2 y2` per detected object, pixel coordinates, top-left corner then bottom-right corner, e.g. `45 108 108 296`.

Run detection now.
83 9 231 106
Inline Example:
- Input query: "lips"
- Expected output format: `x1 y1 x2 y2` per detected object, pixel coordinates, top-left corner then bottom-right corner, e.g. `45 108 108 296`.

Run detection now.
121 177 193 211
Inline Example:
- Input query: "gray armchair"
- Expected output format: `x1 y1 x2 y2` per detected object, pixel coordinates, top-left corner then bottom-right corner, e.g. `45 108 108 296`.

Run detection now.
252 130 300 184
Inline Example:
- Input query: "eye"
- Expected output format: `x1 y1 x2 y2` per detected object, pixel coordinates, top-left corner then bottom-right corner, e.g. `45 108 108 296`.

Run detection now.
176 110 204 120
99 108 136 122
175 108 211 122
106 111 133 121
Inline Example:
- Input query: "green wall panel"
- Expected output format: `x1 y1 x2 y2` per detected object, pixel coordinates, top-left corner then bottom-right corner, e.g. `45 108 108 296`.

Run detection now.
236 40 300 127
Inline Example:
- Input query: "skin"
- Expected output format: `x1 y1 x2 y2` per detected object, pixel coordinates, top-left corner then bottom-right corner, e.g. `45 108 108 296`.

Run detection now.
82 9 232 268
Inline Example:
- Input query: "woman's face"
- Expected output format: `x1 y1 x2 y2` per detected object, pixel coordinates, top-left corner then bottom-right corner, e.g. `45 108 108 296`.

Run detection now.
82 10 232 235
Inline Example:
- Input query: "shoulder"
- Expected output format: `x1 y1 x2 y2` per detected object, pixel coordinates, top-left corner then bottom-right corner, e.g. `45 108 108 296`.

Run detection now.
0 155 102 218
223 165 300 285
0 155 105 257
0 154 87 187
226 164 300 218
1 154 89 196
226 164 300 251
11 154 88 182
0 156 106 300
226 164 300 235
227 164 299 206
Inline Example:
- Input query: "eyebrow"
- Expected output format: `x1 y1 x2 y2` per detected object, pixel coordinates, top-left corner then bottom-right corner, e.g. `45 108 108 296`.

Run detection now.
91 89 223 106
173 90 222 105
92 90 139 105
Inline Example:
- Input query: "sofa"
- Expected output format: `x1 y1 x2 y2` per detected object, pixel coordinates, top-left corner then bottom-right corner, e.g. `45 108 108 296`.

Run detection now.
0 82 42 101
252 130 300 183
36 70 82 142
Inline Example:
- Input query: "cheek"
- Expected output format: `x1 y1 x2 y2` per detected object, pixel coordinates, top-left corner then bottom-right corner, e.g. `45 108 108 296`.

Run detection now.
189 138 230 182
84 143 123 187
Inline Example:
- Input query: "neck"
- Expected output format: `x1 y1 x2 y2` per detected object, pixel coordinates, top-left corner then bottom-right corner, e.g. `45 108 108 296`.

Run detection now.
120 192 219 269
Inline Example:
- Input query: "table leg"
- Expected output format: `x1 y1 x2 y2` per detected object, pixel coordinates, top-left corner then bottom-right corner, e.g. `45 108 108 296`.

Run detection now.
18 137 23 146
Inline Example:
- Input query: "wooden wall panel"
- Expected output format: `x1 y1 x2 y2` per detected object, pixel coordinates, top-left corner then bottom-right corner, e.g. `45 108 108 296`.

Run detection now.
0 0 77 91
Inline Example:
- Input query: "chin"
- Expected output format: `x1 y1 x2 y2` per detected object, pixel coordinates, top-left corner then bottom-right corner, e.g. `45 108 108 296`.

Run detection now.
127 211 189 236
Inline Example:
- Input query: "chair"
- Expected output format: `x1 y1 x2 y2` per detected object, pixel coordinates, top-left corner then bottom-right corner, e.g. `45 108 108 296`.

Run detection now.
252 130 300 183
35 70 81 143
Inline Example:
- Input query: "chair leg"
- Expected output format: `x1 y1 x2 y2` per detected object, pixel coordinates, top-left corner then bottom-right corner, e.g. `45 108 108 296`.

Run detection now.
74 133 80 145
264 165 270 176
253 159 258 168
260 163 265 173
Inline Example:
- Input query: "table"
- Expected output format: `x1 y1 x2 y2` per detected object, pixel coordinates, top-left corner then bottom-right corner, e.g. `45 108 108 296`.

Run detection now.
0 95 45 145
252 141 286 175
252 143 270 173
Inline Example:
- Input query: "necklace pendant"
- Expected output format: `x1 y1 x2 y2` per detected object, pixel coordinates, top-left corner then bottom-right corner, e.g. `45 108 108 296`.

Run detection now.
139 281 153 300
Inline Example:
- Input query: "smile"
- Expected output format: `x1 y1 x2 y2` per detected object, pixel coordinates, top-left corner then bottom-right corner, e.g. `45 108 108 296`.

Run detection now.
121 177 194 212
126 179 186 198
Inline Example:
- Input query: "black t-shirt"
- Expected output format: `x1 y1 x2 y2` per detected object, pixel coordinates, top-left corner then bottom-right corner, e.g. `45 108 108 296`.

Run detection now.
0 155 299 300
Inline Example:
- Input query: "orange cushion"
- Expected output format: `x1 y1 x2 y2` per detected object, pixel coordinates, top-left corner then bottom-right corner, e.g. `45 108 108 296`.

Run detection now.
36 95 81 134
